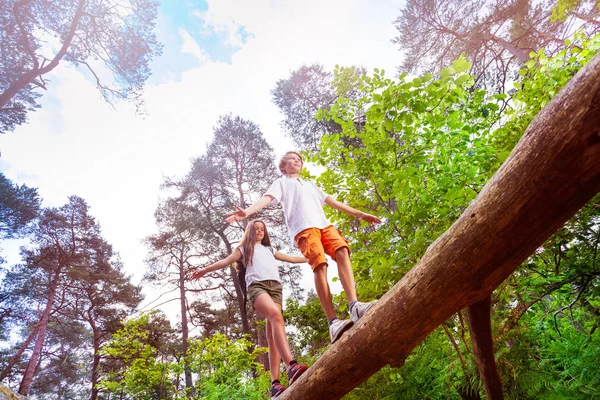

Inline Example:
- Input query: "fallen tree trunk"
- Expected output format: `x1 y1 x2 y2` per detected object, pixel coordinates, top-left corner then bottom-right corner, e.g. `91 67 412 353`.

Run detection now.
280 53 600 399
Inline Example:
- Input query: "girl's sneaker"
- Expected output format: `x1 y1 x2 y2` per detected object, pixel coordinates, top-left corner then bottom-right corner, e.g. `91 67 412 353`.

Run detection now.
271 382 287 398
286 362 308 385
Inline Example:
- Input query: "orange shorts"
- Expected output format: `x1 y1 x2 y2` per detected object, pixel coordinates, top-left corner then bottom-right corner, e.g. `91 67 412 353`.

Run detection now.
294 225 350 270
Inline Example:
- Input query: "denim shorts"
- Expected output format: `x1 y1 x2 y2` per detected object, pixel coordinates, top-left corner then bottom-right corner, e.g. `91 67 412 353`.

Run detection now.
247 280 283 308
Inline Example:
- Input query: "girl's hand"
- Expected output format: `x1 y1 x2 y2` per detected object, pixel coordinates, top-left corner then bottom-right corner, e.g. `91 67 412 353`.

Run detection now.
225 206 248 223
190 268 208 280
360 212 381 224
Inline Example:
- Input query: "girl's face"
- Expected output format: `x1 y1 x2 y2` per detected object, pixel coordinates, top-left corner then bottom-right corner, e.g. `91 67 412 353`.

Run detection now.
284 153 303 175
254 222 265 242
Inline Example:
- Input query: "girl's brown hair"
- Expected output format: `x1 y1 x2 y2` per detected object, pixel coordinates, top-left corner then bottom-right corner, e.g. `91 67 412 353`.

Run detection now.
236 220 272 270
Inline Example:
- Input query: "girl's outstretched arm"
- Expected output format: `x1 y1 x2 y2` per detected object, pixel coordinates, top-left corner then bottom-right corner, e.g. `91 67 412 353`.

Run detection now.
324 196 382 224
274 251 308 264
190 249 243 280
225 195 273 223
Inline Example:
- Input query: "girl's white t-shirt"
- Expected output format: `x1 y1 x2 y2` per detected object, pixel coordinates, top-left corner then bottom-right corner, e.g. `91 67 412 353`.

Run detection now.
265 177 332 246
239 244 281 287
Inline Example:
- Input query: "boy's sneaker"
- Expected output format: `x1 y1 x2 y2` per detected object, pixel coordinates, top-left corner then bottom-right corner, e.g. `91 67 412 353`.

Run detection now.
286 362 308 385
350 300 377 323
329 318 353 343
270 382 287 398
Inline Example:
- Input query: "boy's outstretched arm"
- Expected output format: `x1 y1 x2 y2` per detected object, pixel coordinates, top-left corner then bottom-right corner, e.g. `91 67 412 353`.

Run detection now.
190 249 242 280
225 195 273 223
324 196 382 224
274 251 308 264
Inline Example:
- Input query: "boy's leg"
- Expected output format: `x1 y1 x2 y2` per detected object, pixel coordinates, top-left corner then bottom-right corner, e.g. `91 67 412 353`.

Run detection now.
334 247 358 304
296 228 337 321
297 228 353 343
313 263 337 321
324 226 377 322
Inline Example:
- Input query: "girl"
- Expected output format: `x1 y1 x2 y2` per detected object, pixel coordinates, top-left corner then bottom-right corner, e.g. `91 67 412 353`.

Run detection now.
191 220 308 398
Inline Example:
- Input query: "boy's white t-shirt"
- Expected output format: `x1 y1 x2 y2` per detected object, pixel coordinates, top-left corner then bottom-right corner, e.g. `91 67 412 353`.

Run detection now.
239 244 280 287
265 177 332 245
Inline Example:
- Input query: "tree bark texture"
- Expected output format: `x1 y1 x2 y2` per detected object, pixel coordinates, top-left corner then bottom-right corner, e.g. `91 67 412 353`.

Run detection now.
19 269 61 395
466 297 503 400
0 323 38 381
279 53 600 399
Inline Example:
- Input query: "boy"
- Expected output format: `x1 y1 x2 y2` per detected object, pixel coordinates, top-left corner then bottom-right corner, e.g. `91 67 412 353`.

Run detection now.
226 151 380 343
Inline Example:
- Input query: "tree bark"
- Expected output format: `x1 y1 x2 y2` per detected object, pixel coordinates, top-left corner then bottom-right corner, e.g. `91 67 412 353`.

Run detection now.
179 252 194 396
19 269 61 395
466 297 503 400
0 323 39 381
90 322 101 400
279 52 600 399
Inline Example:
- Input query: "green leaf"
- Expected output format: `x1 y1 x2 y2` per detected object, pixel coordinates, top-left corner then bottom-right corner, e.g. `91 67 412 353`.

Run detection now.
452 57 471 73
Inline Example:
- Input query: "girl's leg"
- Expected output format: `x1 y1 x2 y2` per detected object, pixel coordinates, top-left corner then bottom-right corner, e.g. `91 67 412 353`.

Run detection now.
254 293 293 365
265 319 281 382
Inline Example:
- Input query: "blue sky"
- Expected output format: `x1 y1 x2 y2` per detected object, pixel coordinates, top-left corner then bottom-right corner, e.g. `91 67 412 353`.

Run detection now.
148 0 252 84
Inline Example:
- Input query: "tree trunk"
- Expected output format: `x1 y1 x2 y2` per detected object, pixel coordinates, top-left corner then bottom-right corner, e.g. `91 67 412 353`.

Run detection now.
257 322 270 372
90 322 101 400
466 297 503 400
221 238 250 334
179 254 194 396
489 34 530 62
278 52 600 399
0 323 39 381
19 269 61 395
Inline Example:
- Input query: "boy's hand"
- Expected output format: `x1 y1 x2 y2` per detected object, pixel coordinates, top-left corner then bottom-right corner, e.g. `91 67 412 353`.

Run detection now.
190 268 208 280
360 212 381 224
225 206 248 223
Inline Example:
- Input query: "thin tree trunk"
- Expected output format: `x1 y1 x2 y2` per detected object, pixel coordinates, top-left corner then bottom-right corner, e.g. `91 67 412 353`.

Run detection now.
220 237 250 334
19 269 60 395
90 322 101 400
0 323 39 381
467 297 504 400
257 322 270 371
489 34 530 62
279 52 600 399
179 252 194 396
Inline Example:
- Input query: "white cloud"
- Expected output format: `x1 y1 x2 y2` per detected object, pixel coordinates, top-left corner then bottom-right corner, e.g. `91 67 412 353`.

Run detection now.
179 28 209 62
1 0 405 318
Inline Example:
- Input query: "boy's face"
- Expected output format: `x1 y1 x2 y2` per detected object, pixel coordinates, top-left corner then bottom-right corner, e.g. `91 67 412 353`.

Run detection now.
284 153 303 175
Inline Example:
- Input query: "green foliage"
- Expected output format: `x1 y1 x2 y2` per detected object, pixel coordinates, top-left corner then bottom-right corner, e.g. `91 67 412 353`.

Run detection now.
0 172 40 240
312 56 506 302
187 334 269 399
98 311 178 399
507 30 600 133
283 291 329 355
551 0 600 22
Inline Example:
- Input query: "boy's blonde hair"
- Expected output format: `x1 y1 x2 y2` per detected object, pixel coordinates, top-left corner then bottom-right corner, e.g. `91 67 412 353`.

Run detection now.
278 151 303 175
